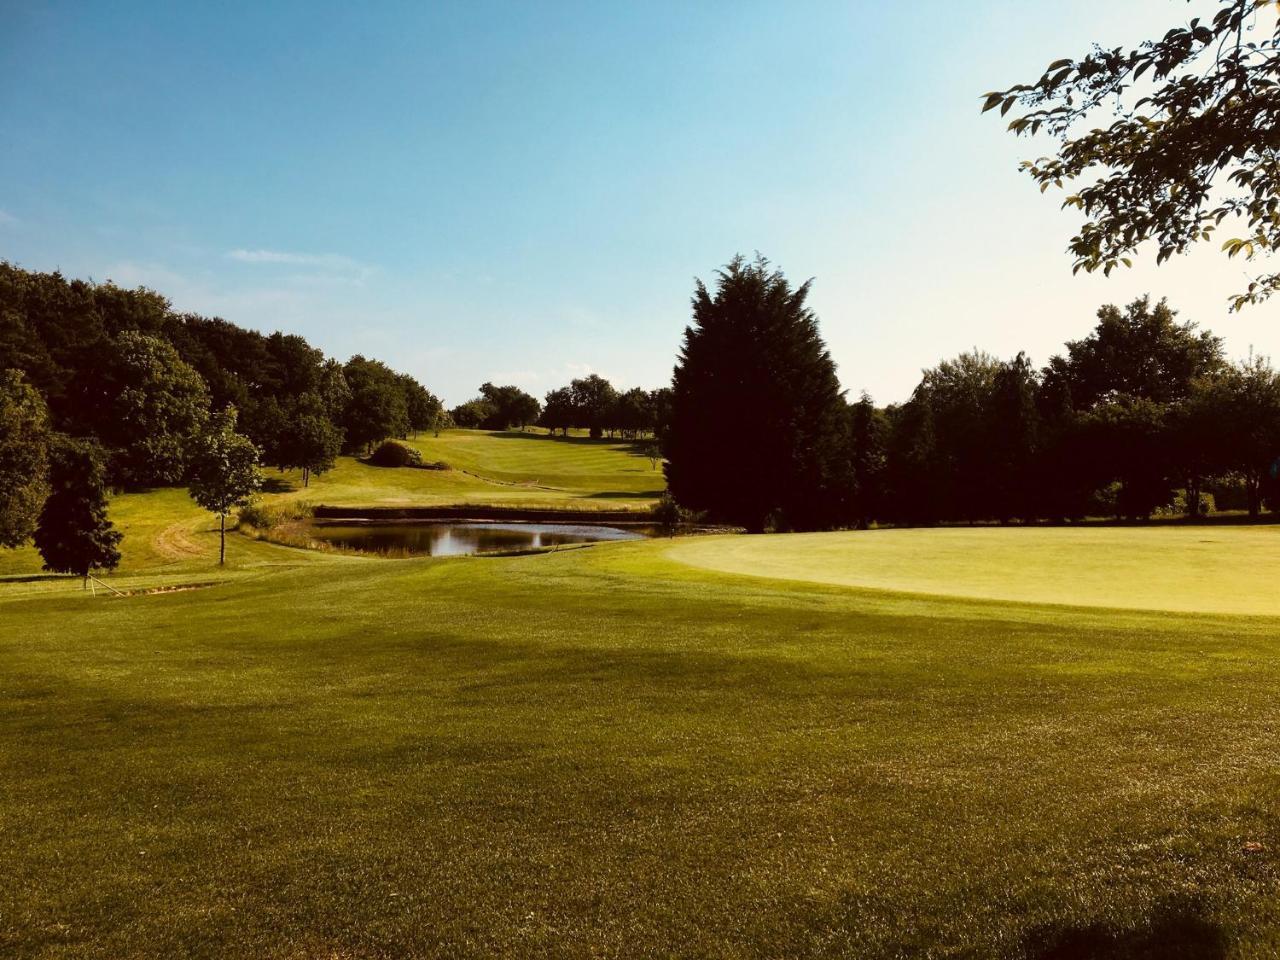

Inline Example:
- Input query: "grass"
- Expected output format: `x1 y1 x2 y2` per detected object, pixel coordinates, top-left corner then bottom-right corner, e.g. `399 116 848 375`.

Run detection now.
5 447 1280 956
670 525 1280 616
262 429 664 512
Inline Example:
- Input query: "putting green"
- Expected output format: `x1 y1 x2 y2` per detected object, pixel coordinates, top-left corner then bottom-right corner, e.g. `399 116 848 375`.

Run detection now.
668 525 1280 615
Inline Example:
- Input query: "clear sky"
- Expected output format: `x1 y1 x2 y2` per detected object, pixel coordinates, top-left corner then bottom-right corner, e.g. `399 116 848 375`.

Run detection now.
3 0 1278 405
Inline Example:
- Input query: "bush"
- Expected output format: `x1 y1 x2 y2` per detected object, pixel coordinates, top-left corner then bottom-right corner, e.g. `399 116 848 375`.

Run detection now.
367 440 422 468
650 492 702 536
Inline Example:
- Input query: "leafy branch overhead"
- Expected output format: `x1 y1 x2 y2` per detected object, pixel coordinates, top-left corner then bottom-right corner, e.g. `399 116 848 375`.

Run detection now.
985 0 1280 309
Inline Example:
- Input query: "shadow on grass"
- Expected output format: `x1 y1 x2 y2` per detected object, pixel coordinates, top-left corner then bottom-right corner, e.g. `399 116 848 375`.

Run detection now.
1022 899 1226 959
260 476 296 493
586 490 665 500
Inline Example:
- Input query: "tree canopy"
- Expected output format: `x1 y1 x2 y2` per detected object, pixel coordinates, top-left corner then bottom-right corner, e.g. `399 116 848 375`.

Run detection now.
665 255 850 532
986 0 1280 309
0 369 51 547
33 436 122 582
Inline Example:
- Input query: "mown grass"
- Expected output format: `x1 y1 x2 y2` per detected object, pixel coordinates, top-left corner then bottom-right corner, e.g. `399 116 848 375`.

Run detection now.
670 525 1280 616
4 445 1280 956
263 429 663 512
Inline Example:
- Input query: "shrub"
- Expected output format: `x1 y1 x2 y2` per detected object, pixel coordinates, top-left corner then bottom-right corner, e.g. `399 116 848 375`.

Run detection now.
367 440 422 468
650 492 702 536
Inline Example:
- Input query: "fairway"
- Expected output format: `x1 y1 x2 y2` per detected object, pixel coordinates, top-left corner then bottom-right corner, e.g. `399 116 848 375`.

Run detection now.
266 429 662 512
669 525 1280 616
5 532 1280 957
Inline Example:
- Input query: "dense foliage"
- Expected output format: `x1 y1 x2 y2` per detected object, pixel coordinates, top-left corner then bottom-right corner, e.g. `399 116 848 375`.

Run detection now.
33 436 122 581
538 378 671 440
665 256 851 532
0 262 439 486
0 370 51 547
987 0 1280 309
858 298 1280 524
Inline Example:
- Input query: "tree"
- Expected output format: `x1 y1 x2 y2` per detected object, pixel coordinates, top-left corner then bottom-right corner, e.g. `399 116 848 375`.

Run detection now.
342 356 409 452
665 255 850 532
399 374 441 438
289 408 343 487
97 331 210 487
1051 298 1224 408
847 393 888 528
986 1 1280 309
34 436 122 586
1187 356 1280 517
469 382 541 430
188 407 263 564
540 387 575 435
450 399 496 429
0 370 52 548
613 387 654 438
569 375 618 439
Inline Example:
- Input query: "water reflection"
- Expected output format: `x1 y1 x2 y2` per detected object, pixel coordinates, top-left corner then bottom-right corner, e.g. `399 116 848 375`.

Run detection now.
307 521 649 557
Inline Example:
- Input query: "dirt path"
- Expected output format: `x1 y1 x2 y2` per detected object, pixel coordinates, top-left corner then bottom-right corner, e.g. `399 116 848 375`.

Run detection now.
153 517 208 564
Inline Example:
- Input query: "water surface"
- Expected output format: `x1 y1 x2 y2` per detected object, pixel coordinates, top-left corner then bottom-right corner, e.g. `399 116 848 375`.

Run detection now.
308 521 649 557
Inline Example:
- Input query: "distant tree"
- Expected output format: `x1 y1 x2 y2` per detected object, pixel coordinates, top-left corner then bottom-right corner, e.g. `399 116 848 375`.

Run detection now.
97 331 210 487
342 356 409 452
34 436 122 586
984 353 1041 521
1079 396 1175 520
431 407 454 437
317 359 352 423
1187 356 1280 517
986 1 1280 310
649 386 674 441
0 370 52 547
540 387 575 435
450 398 496 429
289 408 344 487
644 442 662 471
569 375 618 439
473 383 541 430
613 387 653 439
188 407 263 564
847 393 888 528
665 255 850 531
1051 298 1224 409
399 374 441 438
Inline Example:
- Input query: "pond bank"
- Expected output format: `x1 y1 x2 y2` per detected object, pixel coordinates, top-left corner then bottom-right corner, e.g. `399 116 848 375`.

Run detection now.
311 504 654 525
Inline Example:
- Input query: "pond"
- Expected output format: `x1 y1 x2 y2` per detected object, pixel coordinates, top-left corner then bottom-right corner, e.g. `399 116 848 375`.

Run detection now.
307 521 652 557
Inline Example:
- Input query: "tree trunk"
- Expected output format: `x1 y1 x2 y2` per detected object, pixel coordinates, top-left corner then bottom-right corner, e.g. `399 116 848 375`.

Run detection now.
219 513 226 565
304 466 310 487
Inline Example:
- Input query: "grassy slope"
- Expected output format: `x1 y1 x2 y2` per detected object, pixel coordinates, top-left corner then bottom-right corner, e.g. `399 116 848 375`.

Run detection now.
5 444 1280 956
266 429 663 512
670 525 1280 616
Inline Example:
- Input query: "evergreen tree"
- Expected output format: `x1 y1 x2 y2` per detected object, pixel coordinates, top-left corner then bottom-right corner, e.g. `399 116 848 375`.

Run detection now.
847 393 888 529
34 436 122 586
665 255 849 531
188 407 263 564
0 369 52 547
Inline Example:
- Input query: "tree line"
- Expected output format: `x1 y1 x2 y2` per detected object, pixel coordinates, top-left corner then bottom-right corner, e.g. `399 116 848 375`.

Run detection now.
449 375 672 440
664 256 1280 532
0 262 444 576
0 262 442 487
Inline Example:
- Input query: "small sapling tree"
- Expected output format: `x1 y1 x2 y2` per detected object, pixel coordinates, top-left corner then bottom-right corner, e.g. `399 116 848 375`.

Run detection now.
189 407 263 564
34 436 122 587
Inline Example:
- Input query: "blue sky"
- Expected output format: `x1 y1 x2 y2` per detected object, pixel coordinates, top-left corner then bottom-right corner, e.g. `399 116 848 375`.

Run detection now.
3 0 1279 405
